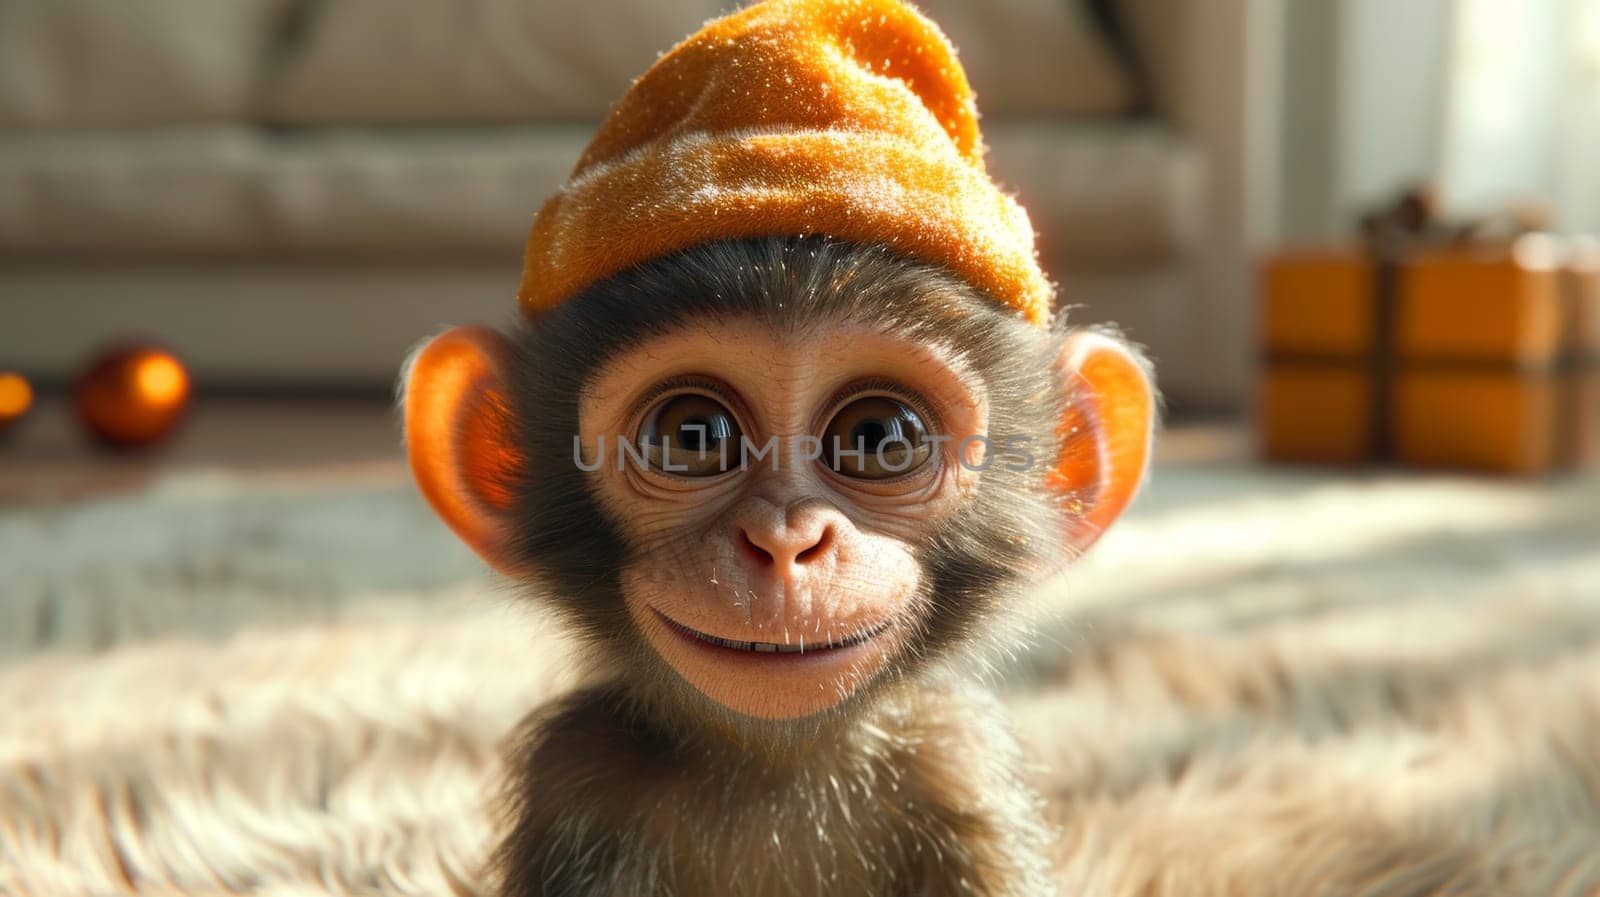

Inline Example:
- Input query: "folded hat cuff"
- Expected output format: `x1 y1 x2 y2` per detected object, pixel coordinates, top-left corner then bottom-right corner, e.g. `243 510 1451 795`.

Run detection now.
519 128 1054 326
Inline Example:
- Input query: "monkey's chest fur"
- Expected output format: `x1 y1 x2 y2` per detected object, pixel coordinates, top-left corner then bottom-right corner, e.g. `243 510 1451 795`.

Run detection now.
493 680 1053 897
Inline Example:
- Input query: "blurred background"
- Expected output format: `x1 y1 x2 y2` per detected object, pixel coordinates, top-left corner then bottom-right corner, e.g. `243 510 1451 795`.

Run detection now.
2 2 1600 894
4 0 1600 406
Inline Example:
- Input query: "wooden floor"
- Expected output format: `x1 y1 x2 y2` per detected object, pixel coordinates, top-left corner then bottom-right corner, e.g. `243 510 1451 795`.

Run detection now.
0 397 407 506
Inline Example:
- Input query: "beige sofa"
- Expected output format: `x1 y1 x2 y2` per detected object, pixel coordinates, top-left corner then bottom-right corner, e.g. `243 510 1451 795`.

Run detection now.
0 0 1261 408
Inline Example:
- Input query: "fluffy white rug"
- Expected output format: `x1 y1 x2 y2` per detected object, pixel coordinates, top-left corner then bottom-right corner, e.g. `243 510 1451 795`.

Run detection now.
3 461 1599 896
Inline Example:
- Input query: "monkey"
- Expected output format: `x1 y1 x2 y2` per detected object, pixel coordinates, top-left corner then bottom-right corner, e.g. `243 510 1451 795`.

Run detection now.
399 2 1155 895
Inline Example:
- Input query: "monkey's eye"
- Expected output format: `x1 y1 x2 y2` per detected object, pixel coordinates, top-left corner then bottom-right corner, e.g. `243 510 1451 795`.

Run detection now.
638 393 743 477
822 396 932 480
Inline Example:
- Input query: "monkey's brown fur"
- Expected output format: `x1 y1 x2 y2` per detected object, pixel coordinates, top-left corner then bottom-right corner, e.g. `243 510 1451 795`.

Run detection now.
489 237 1076 896
498 681 1051 896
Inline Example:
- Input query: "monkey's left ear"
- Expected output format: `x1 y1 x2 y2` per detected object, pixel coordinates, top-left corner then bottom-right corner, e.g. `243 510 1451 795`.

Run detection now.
402 326 525 575
1046 331 1156 553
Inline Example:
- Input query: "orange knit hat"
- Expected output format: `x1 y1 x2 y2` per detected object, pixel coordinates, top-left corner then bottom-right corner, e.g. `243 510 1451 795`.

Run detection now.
518 0 1054 326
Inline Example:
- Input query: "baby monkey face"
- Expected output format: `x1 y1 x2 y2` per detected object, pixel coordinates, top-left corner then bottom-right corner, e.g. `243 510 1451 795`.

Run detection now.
404 241 1152 735
579 318 991 720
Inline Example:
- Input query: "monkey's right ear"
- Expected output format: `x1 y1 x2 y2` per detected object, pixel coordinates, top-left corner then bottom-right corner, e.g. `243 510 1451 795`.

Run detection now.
402 326 525 575
1047 331 1156 554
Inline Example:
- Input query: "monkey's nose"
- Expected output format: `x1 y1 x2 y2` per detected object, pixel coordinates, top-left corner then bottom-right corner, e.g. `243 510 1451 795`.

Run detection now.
737 520 835 570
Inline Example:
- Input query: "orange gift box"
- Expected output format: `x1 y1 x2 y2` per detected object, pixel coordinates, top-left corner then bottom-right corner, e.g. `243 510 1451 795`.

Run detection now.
1259 236 1600 474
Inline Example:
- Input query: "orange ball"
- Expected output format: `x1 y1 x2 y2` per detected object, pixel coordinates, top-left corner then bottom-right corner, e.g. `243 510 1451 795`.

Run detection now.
73 345 192 447
0 371 33 431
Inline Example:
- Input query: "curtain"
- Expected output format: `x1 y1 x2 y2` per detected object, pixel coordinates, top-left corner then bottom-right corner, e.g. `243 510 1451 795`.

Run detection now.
1439 0 1600 232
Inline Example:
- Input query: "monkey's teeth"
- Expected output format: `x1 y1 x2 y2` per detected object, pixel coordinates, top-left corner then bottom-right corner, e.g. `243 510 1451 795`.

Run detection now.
666 617 888 654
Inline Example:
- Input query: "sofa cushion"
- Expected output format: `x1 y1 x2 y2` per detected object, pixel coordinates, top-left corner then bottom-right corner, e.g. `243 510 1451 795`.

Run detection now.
916 0 1132 116
265 0 1131 126
0 127 589 256
986 122 1202 266
266 0 735 126
0 129 265 252
0 124 1198 263
0 0 288 128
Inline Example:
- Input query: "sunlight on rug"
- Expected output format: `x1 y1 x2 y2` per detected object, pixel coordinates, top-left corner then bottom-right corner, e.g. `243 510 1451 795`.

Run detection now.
2 464 1599 896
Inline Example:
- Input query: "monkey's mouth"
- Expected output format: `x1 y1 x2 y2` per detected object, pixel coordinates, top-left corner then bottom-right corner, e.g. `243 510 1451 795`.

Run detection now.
654 609 890 655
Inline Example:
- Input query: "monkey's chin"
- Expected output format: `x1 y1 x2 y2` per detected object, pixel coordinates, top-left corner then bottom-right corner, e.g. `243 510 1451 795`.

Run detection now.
633 604 901 721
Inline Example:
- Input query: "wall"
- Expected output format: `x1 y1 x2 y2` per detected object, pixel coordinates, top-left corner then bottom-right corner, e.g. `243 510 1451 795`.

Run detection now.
1278 0 1454 241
